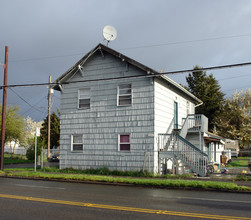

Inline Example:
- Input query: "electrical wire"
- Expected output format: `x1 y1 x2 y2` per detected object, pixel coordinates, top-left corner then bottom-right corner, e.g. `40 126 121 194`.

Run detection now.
9 88 44 113
117 33 251 51
1 61 251 89
7 33 251 63
22 95 47 116
24 106 47 121
217 73 251 81
223 85 250 92
9 52 84 63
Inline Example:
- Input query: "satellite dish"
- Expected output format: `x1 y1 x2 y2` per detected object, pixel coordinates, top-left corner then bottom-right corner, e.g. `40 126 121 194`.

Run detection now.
103 25 117 45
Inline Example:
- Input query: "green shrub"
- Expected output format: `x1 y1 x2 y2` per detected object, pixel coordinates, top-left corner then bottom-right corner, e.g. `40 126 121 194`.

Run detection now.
162 173 194 179
39 167 194 179
26 145 42 160
40 167 155 177
235 175 251 181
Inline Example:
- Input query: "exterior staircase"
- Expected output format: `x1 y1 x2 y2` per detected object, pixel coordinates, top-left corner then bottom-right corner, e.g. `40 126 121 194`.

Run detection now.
158 114 209 177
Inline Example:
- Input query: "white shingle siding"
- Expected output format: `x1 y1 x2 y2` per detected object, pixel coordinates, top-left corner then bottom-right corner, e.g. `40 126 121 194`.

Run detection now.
154 78 192 134
58 49 198 173
153 78 195 172
60 52 155 172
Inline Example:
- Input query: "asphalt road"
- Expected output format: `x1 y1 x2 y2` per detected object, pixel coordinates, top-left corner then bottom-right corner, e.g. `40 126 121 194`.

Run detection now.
0 178 250 220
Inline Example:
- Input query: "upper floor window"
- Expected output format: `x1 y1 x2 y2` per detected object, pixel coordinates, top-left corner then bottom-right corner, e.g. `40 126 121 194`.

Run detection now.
71 134 83 152
78 88 90 109
117 84 132 106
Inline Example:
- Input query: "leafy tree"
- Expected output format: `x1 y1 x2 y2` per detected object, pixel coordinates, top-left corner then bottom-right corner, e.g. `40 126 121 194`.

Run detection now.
0 105 26 156
214 89 251 148
25 116 42 140
186 66 225 130
40 110 60 148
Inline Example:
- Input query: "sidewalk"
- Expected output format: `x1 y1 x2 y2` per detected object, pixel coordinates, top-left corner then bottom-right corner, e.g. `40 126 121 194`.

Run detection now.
225 167 251 175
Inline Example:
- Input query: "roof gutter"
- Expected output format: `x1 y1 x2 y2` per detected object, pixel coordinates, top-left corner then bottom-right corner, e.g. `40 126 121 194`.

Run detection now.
161 75 202 104
195 102 203 108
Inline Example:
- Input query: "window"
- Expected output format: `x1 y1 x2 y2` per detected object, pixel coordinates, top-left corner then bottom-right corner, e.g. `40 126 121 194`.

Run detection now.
119 134 130 151
118 84 132 106
78 88 90 109
186 101 190 115
71 135 83 152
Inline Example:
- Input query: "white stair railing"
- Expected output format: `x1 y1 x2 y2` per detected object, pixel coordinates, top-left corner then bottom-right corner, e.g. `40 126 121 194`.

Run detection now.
158 114 209 176
158 133 208 177
179 114 203 138
174 135 208 176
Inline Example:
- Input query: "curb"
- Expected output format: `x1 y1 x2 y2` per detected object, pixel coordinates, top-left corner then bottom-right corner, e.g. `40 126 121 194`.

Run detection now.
1 175 251 194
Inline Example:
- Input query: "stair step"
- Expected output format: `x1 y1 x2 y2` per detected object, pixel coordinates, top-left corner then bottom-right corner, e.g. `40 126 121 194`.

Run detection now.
159 133 208 177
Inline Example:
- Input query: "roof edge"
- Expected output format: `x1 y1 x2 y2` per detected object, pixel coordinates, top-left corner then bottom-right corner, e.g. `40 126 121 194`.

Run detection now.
160 75 202 104
52 43 203 104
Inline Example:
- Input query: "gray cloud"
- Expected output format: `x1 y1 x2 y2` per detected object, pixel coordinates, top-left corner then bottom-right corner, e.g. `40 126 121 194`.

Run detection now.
0 0 250 121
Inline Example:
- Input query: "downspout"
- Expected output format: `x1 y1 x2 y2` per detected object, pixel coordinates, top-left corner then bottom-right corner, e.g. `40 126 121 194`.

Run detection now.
199 130 202 152
58 84 63 92
195 101 203 108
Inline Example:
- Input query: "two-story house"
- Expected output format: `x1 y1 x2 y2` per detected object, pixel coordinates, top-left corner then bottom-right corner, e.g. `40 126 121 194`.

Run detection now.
53 43 212 176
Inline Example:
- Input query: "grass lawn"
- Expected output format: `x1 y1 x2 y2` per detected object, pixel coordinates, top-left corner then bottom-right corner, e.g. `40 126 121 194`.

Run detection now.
228 157 249 167
4 153 33 164
2 167 251 192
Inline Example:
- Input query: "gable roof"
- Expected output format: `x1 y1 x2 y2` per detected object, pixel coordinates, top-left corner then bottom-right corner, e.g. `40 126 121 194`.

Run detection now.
53 43 202 104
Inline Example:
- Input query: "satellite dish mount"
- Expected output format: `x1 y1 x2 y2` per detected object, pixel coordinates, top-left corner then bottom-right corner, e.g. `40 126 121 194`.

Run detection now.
103 25 117 46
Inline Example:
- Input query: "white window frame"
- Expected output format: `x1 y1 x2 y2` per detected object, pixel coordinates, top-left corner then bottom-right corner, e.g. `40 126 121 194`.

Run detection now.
78 88 90 109
186 101 190 115
118 134 130 151
71 134 83 152
117 84 132 106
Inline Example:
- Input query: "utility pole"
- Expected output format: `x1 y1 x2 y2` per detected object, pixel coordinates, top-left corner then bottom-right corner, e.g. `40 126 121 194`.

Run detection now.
47 75 51 159
0 46 9 170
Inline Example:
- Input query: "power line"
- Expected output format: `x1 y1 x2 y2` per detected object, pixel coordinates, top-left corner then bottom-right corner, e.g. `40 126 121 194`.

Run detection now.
9 88 44 113
22 95 47 116
7 33 251 63
223 85 250 93
117 33 251 51
217 73 251 81
9 52 85 63
1 61 251 89
24 106 47 121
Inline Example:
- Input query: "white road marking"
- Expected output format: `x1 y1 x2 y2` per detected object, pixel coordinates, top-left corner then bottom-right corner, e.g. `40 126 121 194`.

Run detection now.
177 196 251 204
14 184 65 190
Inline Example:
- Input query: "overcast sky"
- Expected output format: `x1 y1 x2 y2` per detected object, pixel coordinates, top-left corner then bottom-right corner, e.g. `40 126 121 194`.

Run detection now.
0 0 251 122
